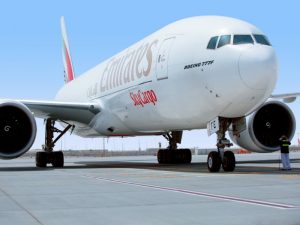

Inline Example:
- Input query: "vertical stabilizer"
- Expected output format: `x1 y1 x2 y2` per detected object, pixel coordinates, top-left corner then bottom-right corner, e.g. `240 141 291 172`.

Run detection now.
61 17 75 83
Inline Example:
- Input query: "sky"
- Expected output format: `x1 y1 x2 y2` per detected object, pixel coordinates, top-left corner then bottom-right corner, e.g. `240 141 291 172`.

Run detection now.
0 0 299 151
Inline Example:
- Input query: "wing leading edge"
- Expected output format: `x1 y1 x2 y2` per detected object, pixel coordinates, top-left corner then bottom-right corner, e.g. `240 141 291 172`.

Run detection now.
20 100 101 124
270 92 300 103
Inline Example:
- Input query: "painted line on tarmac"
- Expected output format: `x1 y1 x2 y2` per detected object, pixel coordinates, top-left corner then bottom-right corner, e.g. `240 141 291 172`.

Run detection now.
79 174 298 210
0 186 43 224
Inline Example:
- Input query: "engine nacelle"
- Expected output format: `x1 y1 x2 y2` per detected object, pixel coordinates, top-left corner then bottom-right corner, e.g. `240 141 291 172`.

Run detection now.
229 101 296 153
0 101 36 159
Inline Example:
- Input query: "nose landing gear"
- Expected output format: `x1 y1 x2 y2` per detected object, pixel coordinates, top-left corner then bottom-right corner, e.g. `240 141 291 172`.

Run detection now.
207 138 236 172
207 118 236 172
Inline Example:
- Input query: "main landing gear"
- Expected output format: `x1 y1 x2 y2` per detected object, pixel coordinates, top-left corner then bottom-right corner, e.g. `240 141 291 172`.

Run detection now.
207 118 236 172
35 119 73 168
157 131 192 164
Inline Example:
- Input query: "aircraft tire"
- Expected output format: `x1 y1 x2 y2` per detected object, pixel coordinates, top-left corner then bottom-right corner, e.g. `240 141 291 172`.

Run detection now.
183 149 192 164
36 152 47 168
158 149 192 164
207 151 221 172
157 149 164 164
222 151 235 172
176 149 192 164
51 151 64 168
157 149 171 164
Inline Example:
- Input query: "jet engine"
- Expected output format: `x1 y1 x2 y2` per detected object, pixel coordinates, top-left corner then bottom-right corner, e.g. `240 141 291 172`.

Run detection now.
229 101 295 152
0 101 36 159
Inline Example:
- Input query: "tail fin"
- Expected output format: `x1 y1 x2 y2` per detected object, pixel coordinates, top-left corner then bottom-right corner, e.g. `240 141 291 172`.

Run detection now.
61 16 75 83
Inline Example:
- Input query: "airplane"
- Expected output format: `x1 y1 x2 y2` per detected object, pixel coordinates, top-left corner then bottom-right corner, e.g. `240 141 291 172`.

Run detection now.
0 15 299 172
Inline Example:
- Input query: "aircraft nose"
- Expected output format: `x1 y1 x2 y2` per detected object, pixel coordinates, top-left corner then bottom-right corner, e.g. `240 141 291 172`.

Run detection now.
238 46 277 90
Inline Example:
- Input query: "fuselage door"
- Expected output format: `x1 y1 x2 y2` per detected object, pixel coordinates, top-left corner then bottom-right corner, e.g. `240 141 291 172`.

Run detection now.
156 37 175 80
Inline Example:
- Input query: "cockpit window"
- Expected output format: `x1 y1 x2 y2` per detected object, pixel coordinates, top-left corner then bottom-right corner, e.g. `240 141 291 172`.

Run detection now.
253 34 271 46
233 35 254 45
207 34 270 50
207 36 218 49
217 35 231 48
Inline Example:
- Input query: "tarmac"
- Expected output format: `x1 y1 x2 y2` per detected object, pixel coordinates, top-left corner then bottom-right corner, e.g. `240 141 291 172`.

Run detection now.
0 152 299 225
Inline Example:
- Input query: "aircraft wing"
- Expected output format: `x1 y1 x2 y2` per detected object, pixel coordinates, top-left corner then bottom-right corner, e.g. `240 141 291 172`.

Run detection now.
19 100 101 124
270 92 300 103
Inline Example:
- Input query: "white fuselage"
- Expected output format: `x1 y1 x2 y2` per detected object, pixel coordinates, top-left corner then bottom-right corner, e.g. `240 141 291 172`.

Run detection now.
55 16 277 137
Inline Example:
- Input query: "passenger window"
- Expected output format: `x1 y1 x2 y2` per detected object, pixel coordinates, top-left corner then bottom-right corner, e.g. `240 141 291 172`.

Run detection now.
233 35 254 45
253 34 271 46
217 35 231 48
207 36 218 49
